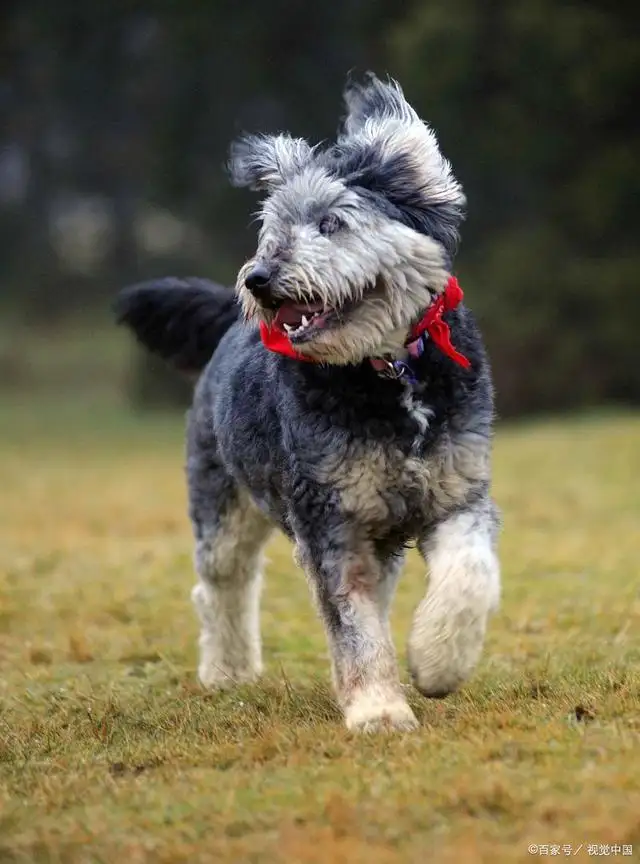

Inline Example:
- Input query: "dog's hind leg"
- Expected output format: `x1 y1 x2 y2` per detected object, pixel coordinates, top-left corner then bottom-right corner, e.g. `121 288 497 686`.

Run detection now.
408 500 501 697
297 536 417 733
188 427 272 689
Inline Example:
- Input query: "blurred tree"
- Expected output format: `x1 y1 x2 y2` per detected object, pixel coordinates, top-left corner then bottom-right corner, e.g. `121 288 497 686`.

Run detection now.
389 0 640 414
0 0 637 415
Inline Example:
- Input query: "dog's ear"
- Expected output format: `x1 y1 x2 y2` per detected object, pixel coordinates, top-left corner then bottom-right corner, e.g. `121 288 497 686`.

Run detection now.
228 134 313 191
334 73 466 256
341 72 421 137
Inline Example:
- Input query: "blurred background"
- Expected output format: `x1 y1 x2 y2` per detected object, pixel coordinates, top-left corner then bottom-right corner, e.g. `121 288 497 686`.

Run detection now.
0 1 637 418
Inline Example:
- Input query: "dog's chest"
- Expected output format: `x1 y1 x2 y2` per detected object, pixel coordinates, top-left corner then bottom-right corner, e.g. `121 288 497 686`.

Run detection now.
314 387 489 530
400 386 434 454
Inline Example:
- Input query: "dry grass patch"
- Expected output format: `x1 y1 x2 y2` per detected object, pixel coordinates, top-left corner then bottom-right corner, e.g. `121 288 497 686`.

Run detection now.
1 396 639 862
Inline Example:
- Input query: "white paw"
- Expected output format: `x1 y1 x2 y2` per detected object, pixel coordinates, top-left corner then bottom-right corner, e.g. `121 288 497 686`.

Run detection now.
407 601 487 697
197 660 262 691
192 581 262 691
345 690 419 733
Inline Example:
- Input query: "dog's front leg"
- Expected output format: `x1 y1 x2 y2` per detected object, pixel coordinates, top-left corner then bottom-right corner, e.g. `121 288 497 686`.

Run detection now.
296 537 418 733
408 500 501 697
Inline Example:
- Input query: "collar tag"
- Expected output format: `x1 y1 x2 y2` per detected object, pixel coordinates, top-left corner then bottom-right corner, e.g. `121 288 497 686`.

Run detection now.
378 359 405 380
370 356 419 385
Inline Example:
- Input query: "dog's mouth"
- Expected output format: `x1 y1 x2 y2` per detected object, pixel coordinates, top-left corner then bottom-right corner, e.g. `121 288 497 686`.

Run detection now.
271 300 345 344
258 279 383 344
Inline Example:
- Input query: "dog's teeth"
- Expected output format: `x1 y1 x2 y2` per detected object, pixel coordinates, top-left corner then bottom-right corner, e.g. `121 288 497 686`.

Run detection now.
301 315 310 327
283 323 293 334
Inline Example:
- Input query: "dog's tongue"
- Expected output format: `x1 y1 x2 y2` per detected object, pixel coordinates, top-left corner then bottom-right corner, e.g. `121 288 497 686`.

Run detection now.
274 301 324 329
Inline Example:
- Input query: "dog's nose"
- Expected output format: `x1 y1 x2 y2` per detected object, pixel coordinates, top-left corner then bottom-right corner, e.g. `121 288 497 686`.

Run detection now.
244 264 273 301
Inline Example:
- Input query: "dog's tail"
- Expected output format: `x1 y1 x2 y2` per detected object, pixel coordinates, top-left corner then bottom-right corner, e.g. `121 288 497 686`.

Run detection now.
114 277 240 375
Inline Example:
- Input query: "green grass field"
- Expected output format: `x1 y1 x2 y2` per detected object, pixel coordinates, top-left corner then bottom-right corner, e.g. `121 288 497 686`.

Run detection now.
1 388 639 863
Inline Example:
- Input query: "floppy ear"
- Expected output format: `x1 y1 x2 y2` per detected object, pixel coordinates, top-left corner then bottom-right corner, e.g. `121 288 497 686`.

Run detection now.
228 133 313 191
332 73 466 255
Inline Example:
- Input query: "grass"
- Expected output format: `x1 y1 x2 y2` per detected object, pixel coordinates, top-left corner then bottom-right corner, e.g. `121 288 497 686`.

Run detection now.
0 389 639 863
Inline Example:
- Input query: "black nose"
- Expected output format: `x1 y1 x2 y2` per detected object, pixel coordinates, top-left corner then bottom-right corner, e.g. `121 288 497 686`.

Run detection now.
244 263 272 300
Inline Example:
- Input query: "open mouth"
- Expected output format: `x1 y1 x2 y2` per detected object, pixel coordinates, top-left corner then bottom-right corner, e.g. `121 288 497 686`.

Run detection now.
272 301 337 343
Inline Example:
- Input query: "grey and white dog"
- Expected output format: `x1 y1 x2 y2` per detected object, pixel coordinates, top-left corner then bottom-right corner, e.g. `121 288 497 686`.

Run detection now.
116 74 501 732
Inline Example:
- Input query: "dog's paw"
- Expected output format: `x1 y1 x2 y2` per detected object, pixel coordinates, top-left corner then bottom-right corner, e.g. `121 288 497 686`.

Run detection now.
197 663 262 691
345 691 419 733
407 602 487 698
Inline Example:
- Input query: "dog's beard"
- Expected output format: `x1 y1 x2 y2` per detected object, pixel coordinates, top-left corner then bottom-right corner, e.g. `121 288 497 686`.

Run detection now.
235 226 451 365
236 278 426 365
302 278 459 364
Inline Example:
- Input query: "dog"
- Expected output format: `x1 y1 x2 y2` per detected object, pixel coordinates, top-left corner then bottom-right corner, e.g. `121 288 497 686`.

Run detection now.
116 73 501 732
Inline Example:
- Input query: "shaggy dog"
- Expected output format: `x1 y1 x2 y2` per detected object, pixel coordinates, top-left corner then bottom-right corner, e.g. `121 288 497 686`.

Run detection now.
116 74 501 732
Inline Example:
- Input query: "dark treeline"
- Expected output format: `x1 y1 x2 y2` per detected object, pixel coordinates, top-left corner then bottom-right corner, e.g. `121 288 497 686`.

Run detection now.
0 2 638 416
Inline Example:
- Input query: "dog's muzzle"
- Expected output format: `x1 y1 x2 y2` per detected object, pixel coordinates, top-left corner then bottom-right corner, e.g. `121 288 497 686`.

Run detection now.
245 263 276 306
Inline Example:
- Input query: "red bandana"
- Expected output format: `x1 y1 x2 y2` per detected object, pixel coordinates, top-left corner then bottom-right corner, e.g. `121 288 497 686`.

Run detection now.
259 321 313 362
259 275 470 370
406 276 471 369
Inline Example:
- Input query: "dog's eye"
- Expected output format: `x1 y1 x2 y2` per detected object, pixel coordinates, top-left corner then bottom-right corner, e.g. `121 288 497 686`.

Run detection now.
318 214 343 236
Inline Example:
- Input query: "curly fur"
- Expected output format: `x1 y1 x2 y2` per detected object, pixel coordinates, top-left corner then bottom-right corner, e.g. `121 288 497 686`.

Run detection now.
116 74 501 732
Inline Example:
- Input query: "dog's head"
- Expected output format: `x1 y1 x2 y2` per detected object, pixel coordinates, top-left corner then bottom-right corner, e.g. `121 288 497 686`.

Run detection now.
229 74 466 365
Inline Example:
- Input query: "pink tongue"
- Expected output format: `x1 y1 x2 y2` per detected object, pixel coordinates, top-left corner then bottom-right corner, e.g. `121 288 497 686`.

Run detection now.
274 301 324 328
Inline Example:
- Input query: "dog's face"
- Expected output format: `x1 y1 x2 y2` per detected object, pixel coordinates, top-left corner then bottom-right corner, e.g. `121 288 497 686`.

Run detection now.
229 74 466 365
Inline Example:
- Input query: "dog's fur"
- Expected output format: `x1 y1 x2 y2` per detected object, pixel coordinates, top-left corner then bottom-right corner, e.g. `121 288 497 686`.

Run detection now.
116 74 501 732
